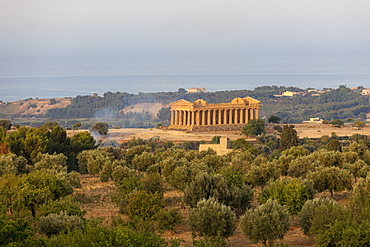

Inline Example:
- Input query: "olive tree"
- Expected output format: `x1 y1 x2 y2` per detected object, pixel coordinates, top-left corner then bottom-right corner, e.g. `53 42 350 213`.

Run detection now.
188 197 236 239
240 199 290 247
298 197 348 236
13 171 73 217
91 122 109 136
0 119 12 130
184 173 253 212
307 166 353 197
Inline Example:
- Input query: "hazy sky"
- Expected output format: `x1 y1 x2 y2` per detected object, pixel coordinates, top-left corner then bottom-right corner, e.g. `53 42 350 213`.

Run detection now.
1 0 370 77
2 0 369 51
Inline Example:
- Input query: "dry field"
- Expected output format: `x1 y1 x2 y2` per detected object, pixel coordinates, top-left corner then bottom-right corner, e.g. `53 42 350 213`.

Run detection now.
67 124 370 144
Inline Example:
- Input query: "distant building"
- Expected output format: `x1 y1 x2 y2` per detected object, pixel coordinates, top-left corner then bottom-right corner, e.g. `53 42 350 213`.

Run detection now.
302 118 323 123
187 87 206 93
361 89 370 95
281 91 302 97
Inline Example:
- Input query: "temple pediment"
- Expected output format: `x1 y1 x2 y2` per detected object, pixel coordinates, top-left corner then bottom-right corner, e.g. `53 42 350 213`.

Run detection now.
171 99 193 106
194 99 207 106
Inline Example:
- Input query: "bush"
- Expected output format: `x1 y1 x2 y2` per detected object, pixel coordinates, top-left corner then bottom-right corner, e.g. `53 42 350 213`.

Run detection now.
38 211 82 237
141 172 164 194
38 195 85 218
240 199 290 247
155 208 182 231
0 218 35 245
188 198 236 239
259 177 314 215
351 176 370 209
124 191 164 220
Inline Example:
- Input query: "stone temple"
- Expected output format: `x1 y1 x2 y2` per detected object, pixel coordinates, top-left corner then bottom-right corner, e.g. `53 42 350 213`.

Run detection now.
167 97 261 132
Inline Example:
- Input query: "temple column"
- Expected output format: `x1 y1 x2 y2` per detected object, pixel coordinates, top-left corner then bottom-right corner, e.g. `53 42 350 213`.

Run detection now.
235 109 239 124
228 109 233 124
179 111 183 125
240 108 244 124
202 111 207 125
224 109 227 125
191 111 195 125
171 110 175 125
256 108 259 119
207 110 211 125
196 111 200 125
213 110 217 125
175 111 180 125
218 110 222 125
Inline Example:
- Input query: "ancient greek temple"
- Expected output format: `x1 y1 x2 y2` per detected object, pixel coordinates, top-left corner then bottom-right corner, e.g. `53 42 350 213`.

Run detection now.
167 97 261 131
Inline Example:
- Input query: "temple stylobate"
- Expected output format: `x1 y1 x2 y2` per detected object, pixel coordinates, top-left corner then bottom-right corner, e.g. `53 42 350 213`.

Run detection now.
167 97 261 132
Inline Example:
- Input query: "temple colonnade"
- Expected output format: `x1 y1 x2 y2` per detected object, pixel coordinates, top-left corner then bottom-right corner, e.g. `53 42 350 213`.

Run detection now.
170 108 258 126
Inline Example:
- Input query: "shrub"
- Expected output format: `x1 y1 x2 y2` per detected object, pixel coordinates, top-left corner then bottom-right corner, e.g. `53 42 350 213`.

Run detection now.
38 195 85 218
259 177 314 215
124 191 164 220
188 198 236 239
351 176 370 209
38 211 82 237
240 199 290 247
141 172 164 194
155 208 182 231
0 218 35 245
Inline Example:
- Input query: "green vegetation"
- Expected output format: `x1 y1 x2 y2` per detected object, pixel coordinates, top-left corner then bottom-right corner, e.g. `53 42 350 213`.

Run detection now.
240 199 290 247
2 121 370 246
242 119 266 136
188 197 236 240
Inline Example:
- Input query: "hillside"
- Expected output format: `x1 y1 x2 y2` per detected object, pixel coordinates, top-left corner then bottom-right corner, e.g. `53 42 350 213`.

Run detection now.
2 86 370 125
0 98 71 116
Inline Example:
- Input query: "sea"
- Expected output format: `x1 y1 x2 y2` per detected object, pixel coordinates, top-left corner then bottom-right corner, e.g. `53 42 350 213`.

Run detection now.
1 73 370 102
1 54 369 102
